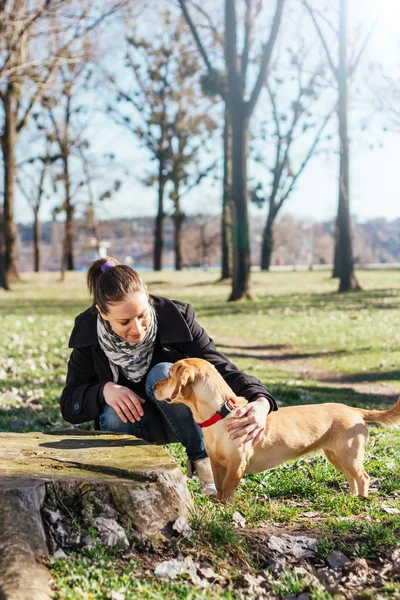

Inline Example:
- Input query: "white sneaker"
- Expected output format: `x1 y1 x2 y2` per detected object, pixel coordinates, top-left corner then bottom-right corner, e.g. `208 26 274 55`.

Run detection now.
187 458 217 497
201 482 218 497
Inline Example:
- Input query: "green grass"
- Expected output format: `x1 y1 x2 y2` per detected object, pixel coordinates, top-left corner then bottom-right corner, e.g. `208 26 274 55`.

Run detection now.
1 269 400 598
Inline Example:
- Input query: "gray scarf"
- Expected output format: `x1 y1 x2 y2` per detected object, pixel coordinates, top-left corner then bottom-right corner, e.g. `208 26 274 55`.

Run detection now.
97 304 158 383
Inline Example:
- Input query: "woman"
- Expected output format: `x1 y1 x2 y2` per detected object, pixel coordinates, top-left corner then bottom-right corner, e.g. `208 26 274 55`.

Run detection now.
60 257 278 495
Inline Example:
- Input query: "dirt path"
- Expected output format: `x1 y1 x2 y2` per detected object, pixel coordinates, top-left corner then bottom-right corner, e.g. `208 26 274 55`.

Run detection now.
217 336 398 401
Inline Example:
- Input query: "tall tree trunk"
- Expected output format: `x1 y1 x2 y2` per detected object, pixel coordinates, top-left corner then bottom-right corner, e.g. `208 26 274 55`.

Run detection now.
221 110 233 280
173 188 184 271
229 109 251 301
33 208 41 272
337 0 360 292
261 209 275 271
332 216 340 278
0 215 9 290
63 155 74 272
2 85 20 281
153 166 165 271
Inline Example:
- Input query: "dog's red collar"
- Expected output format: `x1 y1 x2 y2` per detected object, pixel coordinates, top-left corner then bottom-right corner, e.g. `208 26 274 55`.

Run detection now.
198 398 236 428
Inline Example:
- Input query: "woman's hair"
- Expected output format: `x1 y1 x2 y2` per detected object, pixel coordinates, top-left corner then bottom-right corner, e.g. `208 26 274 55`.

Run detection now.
87 257 147 314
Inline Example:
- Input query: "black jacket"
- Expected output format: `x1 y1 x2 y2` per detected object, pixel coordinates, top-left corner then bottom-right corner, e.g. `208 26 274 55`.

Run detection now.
60 295 278 425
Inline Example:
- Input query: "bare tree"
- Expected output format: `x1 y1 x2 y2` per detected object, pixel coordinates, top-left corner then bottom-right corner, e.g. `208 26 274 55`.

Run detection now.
17 150 53 272
179 0 285 300
302 0 376 291
250 40 334 270
107 13 217 271
41 58 95 275
0 0 124 287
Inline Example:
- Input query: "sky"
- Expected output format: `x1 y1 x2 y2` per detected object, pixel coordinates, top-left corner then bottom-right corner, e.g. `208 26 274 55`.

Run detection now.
14 0 400 226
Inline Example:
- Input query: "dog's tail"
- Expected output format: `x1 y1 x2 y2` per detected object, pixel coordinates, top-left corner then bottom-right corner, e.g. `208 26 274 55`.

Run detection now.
356 396 400 428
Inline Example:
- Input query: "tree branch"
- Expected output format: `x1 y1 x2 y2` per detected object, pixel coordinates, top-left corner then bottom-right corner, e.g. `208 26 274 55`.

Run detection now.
178 0 215 74
348 18 377 77
301 0 338 82
241 0 252 86
279 105 335 208
246 0 285 118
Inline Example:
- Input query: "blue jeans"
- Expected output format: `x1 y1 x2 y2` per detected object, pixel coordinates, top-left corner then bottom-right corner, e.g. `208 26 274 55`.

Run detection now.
99 362 207 461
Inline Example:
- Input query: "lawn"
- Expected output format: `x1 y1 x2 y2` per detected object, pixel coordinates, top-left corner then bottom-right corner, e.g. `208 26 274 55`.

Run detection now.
1 268 399 599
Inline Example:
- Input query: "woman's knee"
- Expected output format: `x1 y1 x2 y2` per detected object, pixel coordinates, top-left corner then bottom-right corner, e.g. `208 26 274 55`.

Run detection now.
100 403 135 433
145 362 173 397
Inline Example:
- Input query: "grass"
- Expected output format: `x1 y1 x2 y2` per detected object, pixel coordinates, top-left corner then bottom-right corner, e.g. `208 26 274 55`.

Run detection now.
1 268 400 598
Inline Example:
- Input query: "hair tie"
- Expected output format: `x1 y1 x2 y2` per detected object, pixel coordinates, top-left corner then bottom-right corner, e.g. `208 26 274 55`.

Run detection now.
100 261 115 273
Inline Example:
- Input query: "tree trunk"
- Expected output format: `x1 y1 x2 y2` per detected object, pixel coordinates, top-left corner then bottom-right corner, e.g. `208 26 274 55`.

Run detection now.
153 163 165 271
337 0 360 292
332 216 340 278
229 109 251 301
261 210 275 271
173 190 184 271
0 216 9 290
2 85 20 282
221 110 233 280
63 155 74 272
33 209 41 272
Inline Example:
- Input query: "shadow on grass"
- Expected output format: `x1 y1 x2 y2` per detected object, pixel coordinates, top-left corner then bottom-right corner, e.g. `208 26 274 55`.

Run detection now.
197 288 400 317
224 348 348 361
0 299 89 317
322 370 400 384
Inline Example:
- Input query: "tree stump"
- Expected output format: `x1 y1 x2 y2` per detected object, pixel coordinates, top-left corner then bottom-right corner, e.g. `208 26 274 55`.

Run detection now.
0 431 193 599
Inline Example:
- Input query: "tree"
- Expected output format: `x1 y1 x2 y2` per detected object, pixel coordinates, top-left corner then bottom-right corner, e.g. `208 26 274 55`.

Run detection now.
179 0 285 300
107 13 217 271
302 0 375 291
17 149 53 272
41 58 95 275
250 40 334 270
0 0 124 287
221 109 233 280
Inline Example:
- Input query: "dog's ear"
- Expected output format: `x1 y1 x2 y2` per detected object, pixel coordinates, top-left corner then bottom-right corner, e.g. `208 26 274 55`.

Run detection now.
171 364 196 400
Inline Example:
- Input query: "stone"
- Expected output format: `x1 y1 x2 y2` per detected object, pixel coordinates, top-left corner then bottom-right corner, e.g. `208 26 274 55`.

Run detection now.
327 551 351 569
0 431 193 599
268 534 317 560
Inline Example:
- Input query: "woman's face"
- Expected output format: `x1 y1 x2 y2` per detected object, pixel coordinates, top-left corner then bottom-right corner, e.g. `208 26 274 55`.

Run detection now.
97 291 151 343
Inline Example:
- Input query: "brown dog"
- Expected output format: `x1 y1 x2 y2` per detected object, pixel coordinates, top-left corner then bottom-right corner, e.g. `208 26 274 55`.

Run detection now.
153 358 400 502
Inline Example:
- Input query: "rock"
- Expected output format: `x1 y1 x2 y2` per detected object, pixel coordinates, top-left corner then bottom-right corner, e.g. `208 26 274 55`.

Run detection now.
94 516 129 547
268 534 317 560
52 548 68 560
327 551 351 568
171 515 193 538
316 567 338 587
232 511 246 528
155 556 208 587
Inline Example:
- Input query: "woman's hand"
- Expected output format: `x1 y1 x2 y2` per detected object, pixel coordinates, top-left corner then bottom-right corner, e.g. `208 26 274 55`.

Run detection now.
103 382 145 423
226 397 270 447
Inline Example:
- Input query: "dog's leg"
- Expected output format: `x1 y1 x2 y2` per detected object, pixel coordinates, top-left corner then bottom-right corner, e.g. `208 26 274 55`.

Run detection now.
210 460 226 500
335 429 370 497
324 449 358 494
219 464 246 503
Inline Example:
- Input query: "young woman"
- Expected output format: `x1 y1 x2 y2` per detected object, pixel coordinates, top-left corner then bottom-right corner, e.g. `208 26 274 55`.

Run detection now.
60 258 278 495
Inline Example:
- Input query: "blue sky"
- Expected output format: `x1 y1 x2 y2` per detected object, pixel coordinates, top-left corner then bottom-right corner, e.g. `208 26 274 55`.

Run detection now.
15 0 400 226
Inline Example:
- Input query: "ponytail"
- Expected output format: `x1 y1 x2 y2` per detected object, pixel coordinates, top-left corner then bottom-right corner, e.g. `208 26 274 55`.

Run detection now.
86 257 147 314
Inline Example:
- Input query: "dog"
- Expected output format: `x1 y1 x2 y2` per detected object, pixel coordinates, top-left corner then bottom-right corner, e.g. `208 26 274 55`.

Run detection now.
153 358 400 502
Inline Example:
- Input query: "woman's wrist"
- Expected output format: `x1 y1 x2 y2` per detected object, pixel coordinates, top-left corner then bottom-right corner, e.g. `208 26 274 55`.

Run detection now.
254 396 271 414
